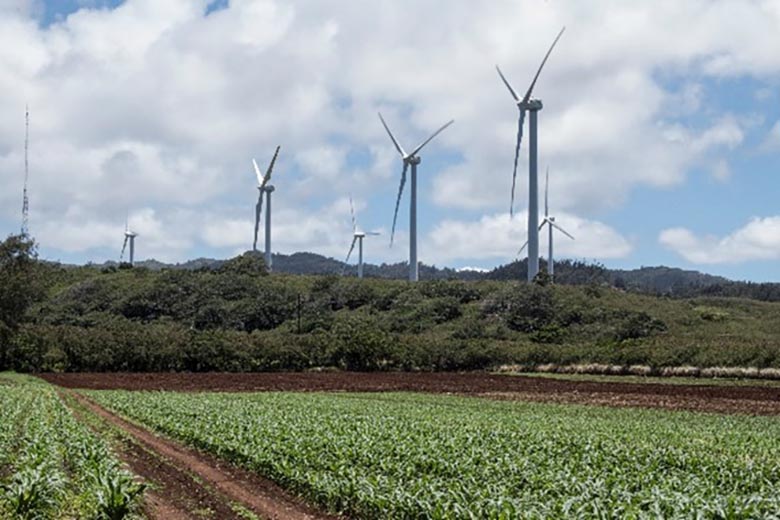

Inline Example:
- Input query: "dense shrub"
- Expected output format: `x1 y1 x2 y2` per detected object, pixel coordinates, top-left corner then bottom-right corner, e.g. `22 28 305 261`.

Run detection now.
3 244 780 373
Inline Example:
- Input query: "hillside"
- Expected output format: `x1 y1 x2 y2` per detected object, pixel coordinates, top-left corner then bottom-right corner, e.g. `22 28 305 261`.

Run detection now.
4 251 780 373
94 252 780 302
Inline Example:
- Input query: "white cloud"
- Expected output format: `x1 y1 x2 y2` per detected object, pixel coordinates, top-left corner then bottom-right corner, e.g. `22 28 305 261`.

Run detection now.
0 0 778 265
760 121 780 152
423 211 632 265
659 216 780 264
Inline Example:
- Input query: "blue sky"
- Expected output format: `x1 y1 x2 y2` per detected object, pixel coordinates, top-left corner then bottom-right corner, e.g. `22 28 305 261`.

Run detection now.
1 0 779 281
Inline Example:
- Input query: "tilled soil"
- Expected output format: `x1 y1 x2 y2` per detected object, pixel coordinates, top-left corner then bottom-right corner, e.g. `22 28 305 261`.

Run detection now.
43 371 780 415
68 392 340 520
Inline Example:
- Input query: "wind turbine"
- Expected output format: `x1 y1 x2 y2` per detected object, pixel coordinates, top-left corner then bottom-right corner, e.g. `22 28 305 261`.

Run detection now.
496 26 565 282
342 195 380 279
518 168 574 283
378 112 454 282
120 220 138 266
252 145 281 271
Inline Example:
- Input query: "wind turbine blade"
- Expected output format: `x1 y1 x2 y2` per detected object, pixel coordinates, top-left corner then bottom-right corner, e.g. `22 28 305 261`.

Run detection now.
120 235 129 261
342 236 358 274
390 161 409 247
509 109 526 216
265 145 281 183
253 193 263 251
252 159 264 186
522 26 566 103
378 112 406 157
409 119 454 157
366 231 381 236
349 193 357 234
495 65 520 102
545 166 549 217
517 239 529 256
551 221 575 240
538 219 547 231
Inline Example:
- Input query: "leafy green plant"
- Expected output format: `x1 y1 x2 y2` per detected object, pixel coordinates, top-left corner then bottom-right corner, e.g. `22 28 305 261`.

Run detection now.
91 389 780 519
1 466 64 519
94 467 146 520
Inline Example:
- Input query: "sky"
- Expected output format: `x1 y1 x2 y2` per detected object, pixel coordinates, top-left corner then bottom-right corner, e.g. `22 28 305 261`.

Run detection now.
0 0 778 281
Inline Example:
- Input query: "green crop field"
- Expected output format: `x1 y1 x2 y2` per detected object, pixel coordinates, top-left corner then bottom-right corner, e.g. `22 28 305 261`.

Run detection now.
90 390 780 519
0 374 144 520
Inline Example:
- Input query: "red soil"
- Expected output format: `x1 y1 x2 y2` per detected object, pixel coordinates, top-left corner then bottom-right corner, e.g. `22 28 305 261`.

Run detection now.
44 371 780 415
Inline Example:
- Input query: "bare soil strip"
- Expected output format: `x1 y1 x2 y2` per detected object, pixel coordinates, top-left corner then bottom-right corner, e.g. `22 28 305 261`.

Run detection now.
68 392 340 520
43 372 780 415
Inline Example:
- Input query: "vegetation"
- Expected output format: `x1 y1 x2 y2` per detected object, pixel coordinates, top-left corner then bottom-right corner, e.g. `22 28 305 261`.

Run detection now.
90 389 780 519
2 233 780 373
0 373 144 519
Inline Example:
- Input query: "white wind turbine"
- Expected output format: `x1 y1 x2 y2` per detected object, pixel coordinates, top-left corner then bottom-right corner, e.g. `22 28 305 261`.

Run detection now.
497 26 566 282
120 219 138 266
252 145 281 271
378 112 454 282
342 195 380 279
518 168 574 283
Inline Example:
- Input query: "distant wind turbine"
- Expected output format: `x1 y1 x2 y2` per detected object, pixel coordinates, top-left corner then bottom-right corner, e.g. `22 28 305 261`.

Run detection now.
342 195 380 279
518 168 574 282
252 146 281 271
378 112 454 282
496 26 566 281
120 219 138 266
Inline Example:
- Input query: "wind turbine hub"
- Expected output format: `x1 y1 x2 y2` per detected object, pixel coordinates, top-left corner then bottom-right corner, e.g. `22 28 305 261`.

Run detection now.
520 99 543 111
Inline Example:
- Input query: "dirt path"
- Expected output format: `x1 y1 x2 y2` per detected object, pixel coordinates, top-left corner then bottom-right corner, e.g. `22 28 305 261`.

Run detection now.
68 392 339 520
45 372 780 415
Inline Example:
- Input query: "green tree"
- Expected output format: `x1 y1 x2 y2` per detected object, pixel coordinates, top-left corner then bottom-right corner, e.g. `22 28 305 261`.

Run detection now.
0 234 45 369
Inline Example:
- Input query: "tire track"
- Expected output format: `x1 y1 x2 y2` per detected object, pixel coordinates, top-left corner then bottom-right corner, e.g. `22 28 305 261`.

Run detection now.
67 392 340 520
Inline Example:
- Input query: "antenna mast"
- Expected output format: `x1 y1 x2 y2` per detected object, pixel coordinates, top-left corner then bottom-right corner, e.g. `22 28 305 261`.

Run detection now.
21 105 30 236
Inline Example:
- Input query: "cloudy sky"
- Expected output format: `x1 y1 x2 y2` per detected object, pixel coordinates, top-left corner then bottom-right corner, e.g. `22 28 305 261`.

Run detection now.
1 0 778 281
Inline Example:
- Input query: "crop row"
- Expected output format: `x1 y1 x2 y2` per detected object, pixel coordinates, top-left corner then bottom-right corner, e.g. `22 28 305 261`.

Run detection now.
0 374 144 519
90 390 780 519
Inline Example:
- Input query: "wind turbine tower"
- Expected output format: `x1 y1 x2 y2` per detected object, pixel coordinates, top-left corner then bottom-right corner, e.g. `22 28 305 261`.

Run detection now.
378 113 454 282
21 106 30 236
252 146 281 271
120 223 138 266
519 168 574 283
497 27 565 281
342 195 380 279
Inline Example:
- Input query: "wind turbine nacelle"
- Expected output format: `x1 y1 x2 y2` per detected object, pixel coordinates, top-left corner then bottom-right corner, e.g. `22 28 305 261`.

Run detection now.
548 216 556 222
264 185 276 193
354 231 366 238
520 99 544 111
404 156 422 165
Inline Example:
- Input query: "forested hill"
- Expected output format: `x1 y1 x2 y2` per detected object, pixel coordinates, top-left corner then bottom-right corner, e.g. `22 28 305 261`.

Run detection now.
94 252 780 301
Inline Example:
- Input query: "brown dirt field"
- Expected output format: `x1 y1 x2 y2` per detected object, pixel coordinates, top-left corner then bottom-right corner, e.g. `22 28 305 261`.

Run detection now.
43 371 780 415
68 392 340 520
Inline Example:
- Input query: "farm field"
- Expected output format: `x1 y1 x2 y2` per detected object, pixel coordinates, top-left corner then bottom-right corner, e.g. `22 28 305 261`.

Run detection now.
88 388 780 519
42 371 780 415
0 374 144 519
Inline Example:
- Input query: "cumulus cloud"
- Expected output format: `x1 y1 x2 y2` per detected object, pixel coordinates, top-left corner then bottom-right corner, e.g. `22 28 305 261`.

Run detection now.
0 0 778 265
423 212 632 265
760 120 780 152
659 216 780 264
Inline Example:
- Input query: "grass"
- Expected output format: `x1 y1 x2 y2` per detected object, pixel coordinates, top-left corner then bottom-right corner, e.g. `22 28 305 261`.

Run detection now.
89 389 780 519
